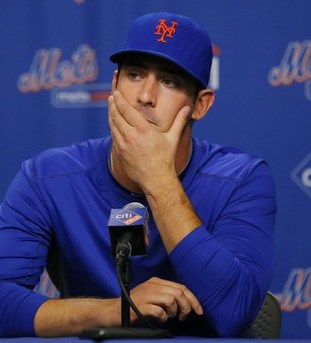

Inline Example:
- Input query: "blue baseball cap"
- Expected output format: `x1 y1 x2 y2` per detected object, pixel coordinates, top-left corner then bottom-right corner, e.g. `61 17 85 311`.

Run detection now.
110 12 213 87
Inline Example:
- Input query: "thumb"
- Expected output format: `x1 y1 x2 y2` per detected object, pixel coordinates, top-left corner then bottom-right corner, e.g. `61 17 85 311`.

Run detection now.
169 106 192 139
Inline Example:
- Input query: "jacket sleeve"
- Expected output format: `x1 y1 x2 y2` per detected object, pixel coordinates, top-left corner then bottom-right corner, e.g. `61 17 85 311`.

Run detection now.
0 160 52 337
169 161 276 337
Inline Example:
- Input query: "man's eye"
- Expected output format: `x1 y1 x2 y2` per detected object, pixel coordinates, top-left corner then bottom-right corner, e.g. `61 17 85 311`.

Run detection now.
128 72 142 80
162 79 178 87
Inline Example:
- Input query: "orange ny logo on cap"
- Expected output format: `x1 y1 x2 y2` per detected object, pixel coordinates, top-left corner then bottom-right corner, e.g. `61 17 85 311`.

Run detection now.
154 19 178 43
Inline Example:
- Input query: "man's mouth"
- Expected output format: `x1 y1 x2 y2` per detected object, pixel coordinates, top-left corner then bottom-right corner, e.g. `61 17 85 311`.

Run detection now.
137 109 159 126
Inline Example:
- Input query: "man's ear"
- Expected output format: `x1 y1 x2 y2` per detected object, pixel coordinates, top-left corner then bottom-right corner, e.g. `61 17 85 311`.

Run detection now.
111 70 118 93
191 88 215 121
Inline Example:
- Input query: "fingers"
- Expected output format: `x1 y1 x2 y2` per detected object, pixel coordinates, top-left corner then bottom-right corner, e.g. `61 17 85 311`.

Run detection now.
109 90 191 136
109 90 145 128
108 91 149 147
149 277 203 320
130 277 203 324
183 286 203 316
168 106 191 141
136 304 169 323
108 93 131 137
108 102 126 154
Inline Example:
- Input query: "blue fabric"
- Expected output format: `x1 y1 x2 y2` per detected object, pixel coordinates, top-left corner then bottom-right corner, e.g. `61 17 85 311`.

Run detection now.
110 12 213 87
0 136 276 337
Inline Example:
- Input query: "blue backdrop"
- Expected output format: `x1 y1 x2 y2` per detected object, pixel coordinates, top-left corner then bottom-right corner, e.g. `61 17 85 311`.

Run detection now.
0 0 310 338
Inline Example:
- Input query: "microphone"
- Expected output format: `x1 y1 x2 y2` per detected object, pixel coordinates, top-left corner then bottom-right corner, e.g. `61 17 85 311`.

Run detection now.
79 203 172 338
108 202 149 261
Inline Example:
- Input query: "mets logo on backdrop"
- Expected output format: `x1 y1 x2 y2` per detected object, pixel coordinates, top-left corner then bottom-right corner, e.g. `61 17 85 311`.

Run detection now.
154 19 178 43
268 40 311 101
276 267 311 328
17 44 111 108
291 151 311 199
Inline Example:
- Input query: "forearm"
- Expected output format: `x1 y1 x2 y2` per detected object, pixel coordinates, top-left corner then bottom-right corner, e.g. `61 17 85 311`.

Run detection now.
144 175 201 253
35 278 204 337
109 90 199 253
34 297 121 337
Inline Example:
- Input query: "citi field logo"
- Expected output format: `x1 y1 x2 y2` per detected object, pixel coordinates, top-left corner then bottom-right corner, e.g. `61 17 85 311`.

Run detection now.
17 44 110 108
112 210 143 225
291 152 311 199
268 40 311 100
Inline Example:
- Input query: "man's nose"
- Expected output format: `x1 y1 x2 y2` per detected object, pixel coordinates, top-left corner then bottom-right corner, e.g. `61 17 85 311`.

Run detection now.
137 75 157 107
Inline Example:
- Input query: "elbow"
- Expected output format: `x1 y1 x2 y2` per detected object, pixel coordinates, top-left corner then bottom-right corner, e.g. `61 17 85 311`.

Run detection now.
214 322 247 338
208 311 253 337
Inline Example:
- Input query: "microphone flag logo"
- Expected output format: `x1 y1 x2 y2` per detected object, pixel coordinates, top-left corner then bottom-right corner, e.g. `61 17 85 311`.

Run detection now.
108 206 149 256
112 209 143 225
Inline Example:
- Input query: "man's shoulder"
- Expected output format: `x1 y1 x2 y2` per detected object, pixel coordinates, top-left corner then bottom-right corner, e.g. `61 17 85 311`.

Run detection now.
196 139 266 181
27 137 109 179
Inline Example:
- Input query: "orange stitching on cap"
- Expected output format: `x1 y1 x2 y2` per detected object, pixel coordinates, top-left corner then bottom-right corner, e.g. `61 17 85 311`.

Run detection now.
154 19 178 43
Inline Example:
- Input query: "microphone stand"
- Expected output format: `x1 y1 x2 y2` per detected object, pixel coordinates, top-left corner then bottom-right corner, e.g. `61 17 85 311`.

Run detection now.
121 259 131 327
80 247 172 339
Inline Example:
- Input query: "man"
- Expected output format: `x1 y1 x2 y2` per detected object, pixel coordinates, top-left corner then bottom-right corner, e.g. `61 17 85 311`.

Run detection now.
0 12 276 338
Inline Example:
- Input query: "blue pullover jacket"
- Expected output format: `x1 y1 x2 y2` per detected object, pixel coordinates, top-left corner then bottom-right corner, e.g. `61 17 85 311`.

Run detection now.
0 136 276 337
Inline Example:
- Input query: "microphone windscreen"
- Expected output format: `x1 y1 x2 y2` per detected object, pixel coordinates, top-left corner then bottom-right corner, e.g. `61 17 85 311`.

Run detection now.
108 203 149 256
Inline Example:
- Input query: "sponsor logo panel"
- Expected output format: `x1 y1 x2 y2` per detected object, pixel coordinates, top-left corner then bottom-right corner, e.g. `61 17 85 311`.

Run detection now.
51 83 111 108
210 45 220 91
17 43 220 108
112 210 143 225
291 152 311 199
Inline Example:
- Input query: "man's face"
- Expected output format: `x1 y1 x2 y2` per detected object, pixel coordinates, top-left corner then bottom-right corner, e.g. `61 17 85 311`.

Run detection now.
114 54 198 133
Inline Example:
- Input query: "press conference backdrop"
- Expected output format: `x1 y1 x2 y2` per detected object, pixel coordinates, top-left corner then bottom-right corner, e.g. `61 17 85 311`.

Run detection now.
0 0 310 338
